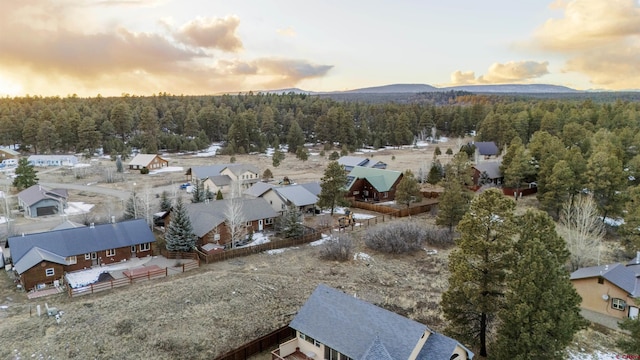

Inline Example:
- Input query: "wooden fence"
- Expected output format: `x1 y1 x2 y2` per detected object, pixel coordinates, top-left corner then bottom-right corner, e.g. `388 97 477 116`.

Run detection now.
349 199 438 218
214 325 295 360
159 249 200 261
67 259 200 297
197 231 322 264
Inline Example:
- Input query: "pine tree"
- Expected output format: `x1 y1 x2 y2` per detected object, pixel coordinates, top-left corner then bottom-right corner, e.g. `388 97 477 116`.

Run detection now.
216 189 223 200
494 210 586 359
621 186 640 254
191 179 206 203
500 137 534 200
123 190 142 220
277 205 304 238
164 197 196 252
618 313 640 355
427 161 443 185
395 170 421 209
436 177 473 233
441 189 516 358
115 156 123 173
12 158 39 191
587 149 625 219
317 161 349 216
272 149 285 167
159 191 172 212
287 119 305 154
262 168 273 181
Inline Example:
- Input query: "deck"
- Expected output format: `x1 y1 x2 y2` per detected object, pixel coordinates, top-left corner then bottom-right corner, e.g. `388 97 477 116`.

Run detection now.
272 350 312 360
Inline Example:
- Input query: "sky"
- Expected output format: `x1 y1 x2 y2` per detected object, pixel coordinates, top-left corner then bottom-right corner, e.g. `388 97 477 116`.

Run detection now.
0 0 639 97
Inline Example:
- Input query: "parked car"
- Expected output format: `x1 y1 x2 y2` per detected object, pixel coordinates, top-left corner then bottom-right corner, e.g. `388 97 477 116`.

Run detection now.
179 182 191 190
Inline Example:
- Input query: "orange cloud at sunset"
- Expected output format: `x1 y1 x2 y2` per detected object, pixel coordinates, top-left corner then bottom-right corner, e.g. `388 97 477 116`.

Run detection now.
450 61 550 85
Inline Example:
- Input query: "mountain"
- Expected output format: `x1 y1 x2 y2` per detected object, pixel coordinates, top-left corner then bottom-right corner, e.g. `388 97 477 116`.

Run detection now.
342 83 439 93
443 84 578 93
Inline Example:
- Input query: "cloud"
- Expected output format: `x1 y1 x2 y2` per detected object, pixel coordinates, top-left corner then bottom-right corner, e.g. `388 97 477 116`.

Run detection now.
531 0 640 89
175 16 243 52
276 27 297 37
450 61 549 85
0 2 332 95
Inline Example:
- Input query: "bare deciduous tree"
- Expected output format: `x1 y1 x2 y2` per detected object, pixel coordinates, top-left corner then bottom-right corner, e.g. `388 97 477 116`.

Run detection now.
224 180 246 248
557 194 605 271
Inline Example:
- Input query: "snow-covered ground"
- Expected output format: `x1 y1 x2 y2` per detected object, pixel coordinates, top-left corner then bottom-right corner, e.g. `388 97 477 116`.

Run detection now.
193 143 222 157
65 257 152 288
309 234 331 246
602 217 623 227
0 216 11 224
353 252 373 261
566 350 618 360
236 231 272 248
73 163 91 168
329 207 376 220
148 166 184 175
64 202 94 215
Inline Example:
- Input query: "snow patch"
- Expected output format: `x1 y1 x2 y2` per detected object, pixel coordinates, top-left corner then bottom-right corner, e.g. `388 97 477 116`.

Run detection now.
566 350 619 360
354 252 373 261
602 217 623 227
328 207 375 220
148 166 184 175
309 234 331 246
64 202 94 215
193 143 222 157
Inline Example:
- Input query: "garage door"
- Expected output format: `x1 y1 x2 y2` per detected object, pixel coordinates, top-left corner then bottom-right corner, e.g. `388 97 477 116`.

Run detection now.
36 206 57 216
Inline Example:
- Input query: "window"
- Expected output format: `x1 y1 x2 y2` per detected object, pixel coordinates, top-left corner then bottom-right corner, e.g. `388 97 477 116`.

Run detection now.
45 268 55 277
383 192 388 198
106 249 116 257
214 234 221 241
246 221 252 227
265 218 274 225
85 253 91 260
612 298 626 311
131 246 137 253
597 277 604 284
66 256 77 265
139 243 150 252
299 333 321 347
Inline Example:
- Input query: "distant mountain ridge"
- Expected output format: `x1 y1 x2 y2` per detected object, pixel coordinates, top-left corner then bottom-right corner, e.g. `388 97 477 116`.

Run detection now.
238 83 579 95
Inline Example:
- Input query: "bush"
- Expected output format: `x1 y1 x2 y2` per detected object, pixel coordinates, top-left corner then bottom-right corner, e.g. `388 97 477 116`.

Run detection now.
140 167 149 174
329 151 340 160
364 222 453 253
320 234 354 261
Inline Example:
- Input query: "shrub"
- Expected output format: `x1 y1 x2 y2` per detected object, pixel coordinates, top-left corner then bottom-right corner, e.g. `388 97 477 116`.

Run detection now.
329 151 340 160
140 167 149 174
364 222 453 253
320 234 354 261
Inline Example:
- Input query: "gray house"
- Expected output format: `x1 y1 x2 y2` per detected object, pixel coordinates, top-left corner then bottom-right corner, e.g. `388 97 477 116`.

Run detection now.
17 185 68 217
273 284 474 360
27 155 78 167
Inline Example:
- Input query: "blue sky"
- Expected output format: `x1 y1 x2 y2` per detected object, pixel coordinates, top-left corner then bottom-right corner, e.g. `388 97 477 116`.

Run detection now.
0 0 638 96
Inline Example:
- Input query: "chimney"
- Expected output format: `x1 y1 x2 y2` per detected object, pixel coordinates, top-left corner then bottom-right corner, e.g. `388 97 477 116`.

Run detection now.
90 222 95 229
604 264 608 271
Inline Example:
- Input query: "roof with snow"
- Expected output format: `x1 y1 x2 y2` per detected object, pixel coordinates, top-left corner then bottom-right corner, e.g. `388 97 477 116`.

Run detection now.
346 167 403 192
338 156 387 171
290 284 473 360
17 185 68 207
0 148 19 156
474 142 499 156
571 263 640 297
8 219 155 274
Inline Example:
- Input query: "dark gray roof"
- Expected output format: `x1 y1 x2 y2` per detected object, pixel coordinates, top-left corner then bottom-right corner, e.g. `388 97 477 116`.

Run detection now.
207 175 232 186
224 164 260 177
191 164 229 179
338 156 371 168
571 263 639 297
361 337 393 360
50 220 86 231
185 198 278 237
473 161 502 179
299 182 321 196
274 185 318 206
290 284 470 360
474 142 499 156
8 219 155 266
18 185 68 207
244 182 275 197
14 247 67 274
418 332 465 360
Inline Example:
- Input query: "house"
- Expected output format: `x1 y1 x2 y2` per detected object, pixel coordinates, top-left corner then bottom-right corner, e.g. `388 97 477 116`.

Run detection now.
0 147 19 160
175 198 278 248
472 161 502 186
272 284 473 360
28 155 78 167
570 257 640 320
18 184 68 217
257 182 321 215
186 164 260 193
473 141 499 161
338 156 387 172
128 154 168 171
345 166 403 202
7 219 155 291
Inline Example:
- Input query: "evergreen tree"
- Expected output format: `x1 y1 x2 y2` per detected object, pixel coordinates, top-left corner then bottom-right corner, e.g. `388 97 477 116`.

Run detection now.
434 146 441 157
286 119 305 154
317 161 349 215
115 156 124 173
12 158 38 191
164 197 196 252
272 149 285 167
436 175 473 233
618 312 640 355
500 137 534 200
159 191 172 212
262 168 273 181
296 146 309 161
540 160 573 218
587 149 625 219
441 189 516 357
123 190 142 220
277 205 304 238
191 178 206 203
395 170 421 209
494 210 585 359
620 186 640 254
216 189 223 200
110 101 133 140
427 161 443 185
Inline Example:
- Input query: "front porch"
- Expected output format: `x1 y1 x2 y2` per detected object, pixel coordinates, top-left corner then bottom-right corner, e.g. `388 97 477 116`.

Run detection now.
271 338 318 360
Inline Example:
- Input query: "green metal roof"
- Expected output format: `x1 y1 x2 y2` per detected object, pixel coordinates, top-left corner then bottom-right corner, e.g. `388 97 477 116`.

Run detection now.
346 166 402 192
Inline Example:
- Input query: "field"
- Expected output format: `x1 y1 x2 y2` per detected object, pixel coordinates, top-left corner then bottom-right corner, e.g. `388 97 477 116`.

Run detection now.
0 139 624 359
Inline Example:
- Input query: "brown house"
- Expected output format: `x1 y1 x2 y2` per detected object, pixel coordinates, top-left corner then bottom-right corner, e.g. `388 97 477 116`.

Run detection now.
570 260 640 320
128 154 168 171
0 148 19 160
166 198 279 248
345 166 403 202
8 219 155 291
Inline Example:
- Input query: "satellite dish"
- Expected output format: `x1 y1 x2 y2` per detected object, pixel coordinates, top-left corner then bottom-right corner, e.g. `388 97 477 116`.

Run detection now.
602 294 610 301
